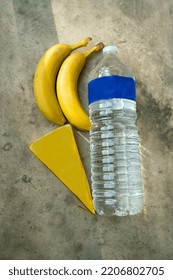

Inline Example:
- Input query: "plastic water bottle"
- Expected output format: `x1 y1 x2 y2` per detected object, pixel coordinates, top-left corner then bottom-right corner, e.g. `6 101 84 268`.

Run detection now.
88 46 144 216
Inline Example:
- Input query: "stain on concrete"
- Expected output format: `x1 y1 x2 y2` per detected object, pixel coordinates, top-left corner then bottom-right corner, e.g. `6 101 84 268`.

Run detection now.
9 53 14 60
160 64 173 87
3 142 13 151
20 84 25 92
2 132 9 137
13 0 59 52
64 194 75 206
98 238 105 246
117 0 157 21
137 81 173 149
22 174 32 183
45 202 53 212
56 212 67 229
169 3 173 16
4 187 19 202
75 242 83 253
0 225 45 259
17 7 25 15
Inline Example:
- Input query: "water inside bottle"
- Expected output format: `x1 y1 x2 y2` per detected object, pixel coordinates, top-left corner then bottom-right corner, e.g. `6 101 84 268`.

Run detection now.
89 99 144 216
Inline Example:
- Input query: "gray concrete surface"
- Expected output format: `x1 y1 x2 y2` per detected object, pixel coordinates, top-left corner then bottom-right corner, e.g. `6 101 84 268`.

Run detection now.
1 0 173 260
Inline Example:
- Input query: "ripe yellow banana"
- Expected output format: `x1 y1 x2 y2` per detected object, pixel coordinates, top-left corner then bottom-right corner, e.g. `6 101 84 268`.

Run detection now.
56 42 104 131
33 37 91 125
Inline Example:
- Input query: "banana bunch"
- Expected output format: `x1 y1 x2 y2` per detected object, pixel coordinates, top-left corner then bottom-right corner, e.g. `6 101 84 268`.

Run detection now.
34 37 104 130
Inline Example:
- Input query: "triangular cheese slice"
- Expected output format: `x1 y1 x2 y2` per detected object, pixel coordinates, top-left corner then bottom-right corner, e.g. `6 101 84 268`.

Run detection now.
29 124 95 214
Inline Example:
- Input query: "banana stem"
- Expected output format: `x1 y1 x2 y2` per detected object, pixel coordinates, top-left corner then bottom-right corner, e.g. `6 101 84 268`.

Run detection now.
84 42 105 58
70 37 92 50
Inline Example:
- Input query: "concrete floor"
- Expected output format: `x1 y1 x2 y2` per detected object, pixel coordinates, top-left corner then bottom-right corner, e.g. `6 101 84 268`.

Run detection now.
1 0 173 260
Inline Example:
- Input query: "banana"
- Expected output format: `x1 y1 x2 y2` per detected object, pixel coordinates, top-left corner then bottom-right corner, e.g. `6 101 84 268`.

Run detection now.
33 37 91 125
56 42 104 131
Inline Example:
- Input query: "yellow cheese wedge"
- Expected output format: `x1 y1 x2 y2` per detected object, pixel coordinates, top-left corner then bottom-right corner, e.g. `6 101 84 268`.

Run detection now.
29 124 95 214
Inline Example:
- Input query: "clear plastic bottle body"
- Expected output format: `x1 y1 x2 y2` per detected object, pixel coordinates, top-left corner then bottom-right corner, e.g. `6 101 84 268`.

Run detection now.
88 47 144 216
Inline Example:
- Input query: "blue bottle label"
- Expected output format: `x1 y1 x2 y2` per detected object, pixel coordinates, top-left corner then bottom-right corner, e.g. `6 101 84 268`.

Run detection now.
88 75 136 105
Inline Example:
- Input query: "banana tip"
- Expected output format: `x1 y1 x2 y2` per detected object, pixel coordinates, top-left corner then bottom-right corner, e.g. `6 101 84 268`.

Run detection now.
96 42 105 50
85 37 92 44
